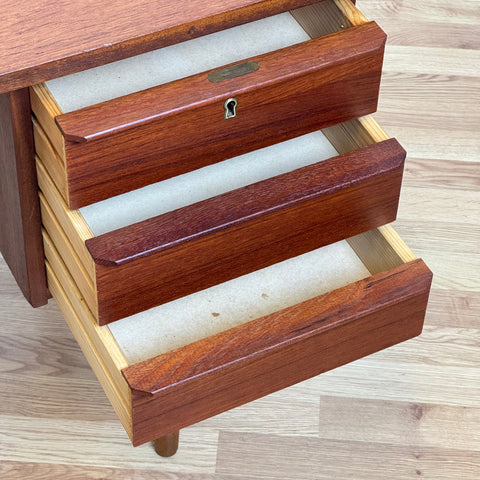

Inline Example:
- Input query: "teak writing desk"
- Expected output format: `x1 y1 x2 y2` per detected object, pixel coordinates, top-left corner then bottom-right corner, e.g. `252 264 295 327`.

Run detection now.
0 0 431 457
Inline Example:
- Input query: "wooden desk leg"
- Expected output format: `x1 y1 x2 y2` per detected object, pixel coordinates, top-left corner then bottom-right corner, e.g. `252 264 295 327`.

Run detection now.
153 431 180 457
0 89 49 306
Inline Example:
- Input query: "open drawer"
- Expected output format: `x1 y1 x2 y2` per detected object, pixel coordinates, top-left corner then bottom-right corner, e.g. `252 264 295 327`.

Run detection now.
35 116 406 325
30 0 386 208
45 222 432 447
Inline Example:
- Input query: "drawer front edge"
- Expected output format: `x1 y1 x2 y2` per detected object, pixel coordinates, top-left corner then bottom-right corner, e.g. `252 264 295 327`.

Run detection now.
88 138 405 325
124 258 432 446
57 22 386 207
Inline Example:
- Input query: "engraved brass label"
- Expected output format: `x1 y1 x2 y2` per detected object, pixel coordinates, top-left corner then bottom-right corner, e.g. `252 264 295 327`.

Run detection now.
208 61 260 83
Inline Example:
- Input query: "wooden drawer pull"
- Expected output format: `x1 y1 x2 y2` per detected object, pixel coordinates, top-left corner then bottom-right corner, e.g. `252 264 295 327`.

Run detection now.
56 24 385 144
81 138 405 325
85 139 404 268
122 258 432 445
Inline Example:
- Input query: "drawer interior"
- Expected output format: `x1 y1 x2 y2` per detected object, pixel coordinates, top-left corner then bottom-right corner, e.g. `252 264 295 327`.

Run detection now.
99 239 371 364
48 233 372 365
69 131 338 237
41 107 412 360
37 109 427 446
45 13 310 114
29 0 375 207
35 127 338 317
35 114 403 324
39 0 367 113
45 219 426 445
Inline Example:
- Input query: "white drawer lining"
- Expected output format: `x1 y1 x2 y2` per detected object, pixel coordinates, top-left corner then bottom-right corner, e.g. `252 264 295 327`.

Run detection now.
78 118 352 366
79 130 338 236
45 6 365 368
108 240 370 365
46 13 310 113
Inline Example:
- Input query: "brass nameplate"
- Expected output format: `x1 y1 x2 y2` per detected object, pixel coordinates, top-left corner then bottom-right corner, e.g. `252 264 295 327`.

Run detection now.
208 61 260 83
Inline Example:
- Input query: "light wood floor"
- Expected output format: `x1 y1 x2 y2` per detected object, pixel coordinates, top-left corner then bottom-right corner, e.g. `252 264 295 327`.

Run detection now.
1 1 479 478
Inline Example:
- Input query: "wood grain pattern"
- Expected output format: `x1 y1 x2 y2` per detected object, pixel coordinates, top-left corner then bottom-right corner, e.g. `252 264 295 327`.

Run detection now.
39 194 98 316
315 395 480 450
0 1 477 476
87 139 405 324
347 224 416 275
154 432 180 458
57 24 376 143
0 461 214 480
292 0 363 38
123 259 432 445
0 0 324 94
32 119 68 200
29 84 65 160
40 216 433 449
216 431 480 480
0 90 48 306
35 159 94 277
54 22 385 208
43 235 132 438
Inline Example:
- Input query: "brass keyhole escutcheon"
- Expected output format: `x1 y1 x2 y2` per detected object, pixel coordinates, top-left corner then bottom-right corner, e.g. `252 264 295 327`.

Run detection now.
224 98 238 119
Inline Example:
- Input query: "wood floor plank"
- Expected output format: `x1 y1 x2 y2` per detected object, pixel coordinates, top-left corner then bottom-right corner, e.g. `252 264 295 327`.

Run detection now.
358 0 480 27
398 186 478 224
375 110 480 134
423 289 480 328
0 373 118 421
313 359 480 407
216 431 480 479
380 72 480 113
375 22 480 49
0 0 479 476
373 124 480 162
369 325 480 368
199 389 319 435
0 333 90 378
395 221 479 255
316 396 480 451
0 416 218 473
407 250 479 291
0 461 224 480
377 73 480 132
383 46 480 78
0 295 65 339
402 158 480 191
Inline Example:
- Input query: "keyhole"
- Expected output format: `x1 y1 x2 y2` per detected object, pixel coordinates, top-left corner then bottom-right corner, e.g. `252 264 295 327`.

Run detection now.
224 98 238 119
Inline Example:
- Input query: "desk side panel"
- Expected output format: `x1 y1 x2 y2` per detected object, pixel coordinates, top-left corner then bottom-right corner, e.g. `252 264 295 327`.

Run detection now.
0 89 49 306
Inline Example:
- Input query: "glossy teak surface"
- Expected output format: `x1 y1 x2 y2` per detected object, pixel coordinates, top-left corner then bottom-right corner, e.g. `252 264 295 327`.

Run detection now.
0 0 322 94
123 259 432 445
0 90 49 306
86 138 405 324
56 22 386 208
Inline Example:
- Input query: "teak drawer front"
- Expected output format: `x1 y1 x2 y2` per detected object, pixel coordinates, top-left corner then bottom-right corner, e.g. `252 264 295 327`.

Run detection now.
44 225 432 447
125 259 431 446
57 24 385 208
36 129 406 325
30 0 386 208
87 139 404 325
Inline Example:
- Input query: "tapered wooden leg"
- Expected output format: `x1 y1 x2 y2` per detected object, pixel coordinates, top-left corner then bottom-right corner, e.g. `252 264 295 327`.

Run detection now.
153 431 179 457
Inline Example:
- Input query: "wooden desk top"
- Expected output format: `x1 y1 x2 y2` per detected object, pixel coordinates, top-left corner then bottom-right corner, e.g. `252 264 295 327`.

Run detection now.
0 0 317 94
